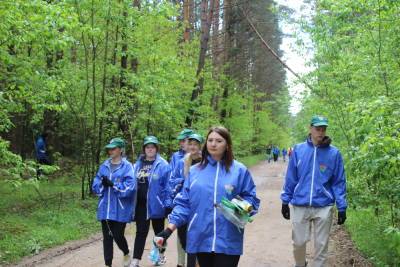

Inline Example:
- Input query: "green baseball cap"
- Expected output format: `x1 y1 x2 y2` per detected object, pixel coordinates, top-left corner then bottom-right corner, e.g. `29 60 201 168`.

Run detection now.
105 137 125 149
188 133 204 144
177 128 194 140
311 115 328 127
143 135 159 146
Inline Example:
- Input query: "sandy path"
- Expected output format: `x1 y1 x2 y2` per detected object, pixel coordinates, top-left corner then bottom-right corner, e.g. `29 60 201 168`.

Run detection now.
15 160 297 267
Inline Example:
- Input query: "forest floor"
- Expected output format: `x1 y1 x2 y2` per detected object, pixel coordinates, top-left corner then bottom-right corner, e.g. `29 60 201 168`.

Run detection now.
12 160 372 267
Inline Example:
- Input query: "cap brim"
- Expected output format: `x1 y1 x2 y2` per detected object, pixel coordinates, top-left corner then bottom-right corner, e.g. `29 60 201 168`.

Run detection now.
105 144 118 149
312 122 328 127
144 141 158 146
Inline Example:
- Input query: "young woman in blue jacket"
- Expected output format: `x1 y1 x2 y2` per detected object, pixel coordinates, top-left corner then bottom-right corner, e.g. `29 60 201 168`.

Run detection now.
92 138 136 267
131 136 170 267
156 126 260 267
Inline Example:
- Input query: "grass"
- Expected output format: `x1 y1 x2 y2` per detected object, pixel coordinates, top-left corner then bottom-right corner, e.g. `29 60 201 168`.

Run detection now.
0 174 99 265
346 208 400 267
237 154 266 168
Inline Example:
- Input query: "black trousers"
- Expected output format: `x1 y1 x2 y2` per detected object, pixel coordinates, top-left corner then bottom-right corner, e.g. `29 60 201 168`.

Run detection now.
177 224 197 267
197 253 240 267
133 202 165 259
101 220 129 266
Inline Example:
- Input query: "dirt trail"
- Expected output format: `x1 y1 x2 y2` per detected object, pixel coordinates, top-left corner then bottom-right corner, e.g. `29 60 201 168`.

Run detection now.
13 160 370 267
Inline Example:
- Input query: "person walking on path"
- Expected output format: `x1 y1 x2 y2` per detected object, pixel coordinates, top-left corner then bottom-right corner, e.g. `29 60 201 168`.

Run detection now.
155 126 260 267
169 129 194 172
282 148 288 162
266 144 273 163
131 136 171 267
92 138 136 267
168 133 204 267
272 146 280 162
280 115 347 267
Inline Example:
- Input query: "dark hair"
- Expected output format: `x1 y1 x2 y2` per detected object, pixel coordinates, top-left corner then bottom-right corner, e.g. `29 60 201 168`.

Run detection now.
142 143 159 154
200 126 234 172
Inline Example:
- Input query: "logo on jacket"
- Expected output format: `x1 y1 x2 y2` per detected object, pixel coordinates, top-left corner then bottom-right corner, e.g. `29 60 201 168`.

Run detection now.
225 184 234 195
319 164 327 173
152 173 159 180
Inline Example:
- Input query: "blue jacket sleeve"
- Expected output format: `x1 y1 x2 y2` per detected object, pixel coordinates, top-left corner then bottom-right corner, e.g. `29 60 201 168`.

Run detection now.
113 163 136 199
280 147 298 204
239 169 260 215
332 151 347 211
92 168 105 196
168 176 191 227
159 163 171 206
166 161 183 208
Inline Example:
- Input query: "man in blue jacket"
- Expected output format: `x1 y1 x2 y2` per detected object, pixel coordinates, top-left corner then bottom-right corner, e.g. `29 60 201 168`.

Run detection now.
280 115 347 267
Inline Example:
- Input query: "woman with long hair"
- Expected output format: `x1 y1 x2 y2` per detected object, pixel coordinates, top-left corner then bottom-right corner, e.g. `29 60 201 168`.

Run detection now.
157 126 260 267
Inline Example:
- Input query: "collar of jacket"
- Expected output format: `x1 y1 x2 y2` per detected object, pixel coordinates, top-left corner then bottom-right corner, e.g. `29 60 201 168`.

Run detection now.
138 153 162 167
207 155 226 167
104 157 128 168
306 134 332 148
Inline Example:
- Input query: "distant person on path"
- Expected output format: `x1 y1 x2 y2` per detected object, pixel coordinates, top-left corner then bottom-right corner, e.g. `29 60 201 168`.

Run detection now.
92 138 136 267
272 146 280 162
288 147 293 157
282 148 287 162
131 136 170 267
155 126 260 267
266 144 273 163
168 133 204 267
280 115 347 267
35 132 51 165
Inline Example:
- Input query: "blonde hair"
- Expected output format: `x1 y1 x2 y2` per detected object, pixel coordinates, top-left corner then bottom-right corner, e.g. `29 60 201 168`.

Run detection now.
183 152 202 178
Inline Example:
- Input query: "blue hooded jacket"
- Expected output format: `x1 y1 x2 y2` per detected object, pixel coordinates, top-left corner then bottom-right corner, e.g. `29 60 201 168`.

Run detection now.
280 136 347 211
133 154 171 219
168 156 260 255
92 158 136 223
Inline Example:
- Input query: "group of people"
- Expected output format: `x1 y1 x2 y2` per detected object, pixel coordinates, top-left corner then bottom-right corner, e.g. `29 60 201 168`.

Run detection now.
92 115 347 267
266 145 292 162
92 126 259 267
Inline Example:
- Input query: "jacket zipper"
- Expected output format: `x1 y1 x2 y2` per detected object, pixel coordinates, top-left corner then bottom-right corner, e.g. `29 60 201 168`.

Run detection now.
107 171 112 219
146 160 160 220
309 147 317 206
212 162 220 252
106 160 124 219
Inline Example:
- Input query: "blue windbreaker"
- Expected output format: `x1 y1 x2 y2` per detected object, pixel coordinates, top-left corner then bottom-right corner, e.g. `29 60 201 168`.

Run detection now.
166 157 187 209
169 149 185 172
280 136 347 211
35 136 47 160
92 158 136 223
168 156 260 255
133 154 171 219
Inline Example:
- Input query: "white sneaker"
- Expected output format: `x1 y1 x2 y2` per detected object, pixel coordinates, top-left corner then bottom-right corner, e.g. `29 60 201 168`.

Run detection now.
129 258 140 267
